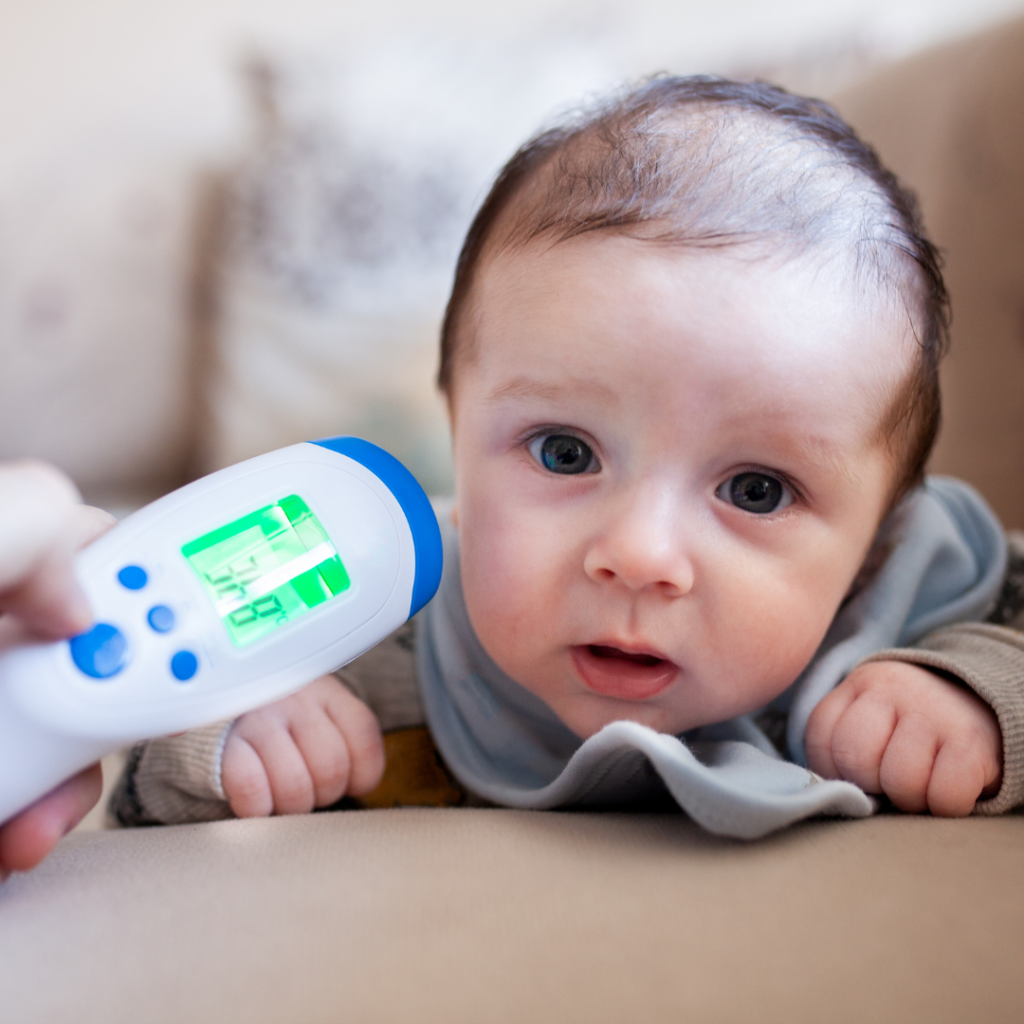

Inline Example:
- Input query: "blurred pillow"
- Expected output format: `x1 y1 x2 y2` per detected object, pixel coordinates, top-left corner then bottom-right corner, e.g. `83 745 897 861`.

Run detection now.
202 41 614 494
832 16 1024 529
0 150 200 509
202 67 463 494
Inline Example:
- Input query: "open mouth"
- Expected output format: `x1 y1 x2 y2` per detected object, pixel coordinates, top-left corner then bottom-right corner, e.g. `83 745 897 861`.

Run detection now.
571 643 679 701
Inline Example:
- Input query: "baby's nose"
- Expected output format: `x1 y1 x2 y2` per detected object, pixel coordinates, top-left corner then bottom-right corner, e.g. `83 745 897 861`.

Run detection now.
583 489 695 595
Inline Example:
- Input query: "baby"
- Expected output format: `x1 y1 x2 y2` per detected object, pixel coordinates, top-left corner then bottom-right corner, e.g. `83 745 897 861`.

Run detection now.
114 77 1024 836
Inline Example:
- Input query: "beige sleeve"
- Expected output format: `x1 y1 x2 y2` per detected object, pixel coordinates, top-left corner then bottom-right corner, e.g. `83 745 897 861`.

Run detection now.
110 721 234 826
861 623 1024 815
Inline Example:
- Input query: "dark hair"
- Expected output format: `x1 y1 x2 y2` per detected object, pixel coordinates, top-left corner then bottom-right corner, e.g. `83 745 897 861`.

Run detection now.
438 75 949 506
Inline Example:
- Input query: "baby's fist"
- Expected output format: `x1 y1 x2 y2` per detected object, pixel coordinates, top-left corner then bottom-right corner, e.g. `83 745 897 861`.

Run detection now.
221 675 384 817
806 660 1002 817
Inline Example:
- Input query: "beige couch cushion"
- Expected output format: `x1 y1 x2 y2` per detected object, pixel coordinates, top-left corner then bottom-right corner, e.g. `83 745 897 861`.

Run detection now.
832 17 1024 529
3 809 1023 1023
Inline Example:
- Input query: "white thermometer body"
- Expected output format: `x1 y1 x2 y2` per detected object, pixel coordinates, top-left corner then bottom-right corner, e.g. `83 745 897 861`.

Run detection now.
0 437 442 824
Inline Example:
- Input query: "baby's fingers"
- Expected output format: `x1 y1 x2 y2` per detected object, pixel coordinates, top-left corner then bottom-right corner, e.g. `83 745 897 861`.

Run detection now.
323 684 385 797
287 707 352 808
246 720 316 815
926 741 990 818
827 690 898 793
878 714 938 813
223 715 319 818
221 734 275 818
805 685 857 778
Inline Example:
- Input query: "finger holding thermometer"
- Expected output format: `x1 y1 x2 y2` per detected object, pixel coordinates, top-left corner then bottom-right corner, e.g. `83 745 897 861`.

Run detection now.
0 437 443 826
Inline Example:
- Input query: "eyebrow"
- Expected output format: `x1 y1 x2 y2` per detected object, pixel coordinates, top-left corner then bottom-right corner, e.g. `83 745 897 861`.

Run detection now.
486 376 617 403
758 428 870 485
699 407 876 486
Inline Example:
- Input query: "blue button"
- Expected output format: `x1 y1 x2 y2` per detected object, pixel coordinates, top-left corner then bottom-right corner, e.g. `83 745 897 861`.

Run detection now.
147 605 175 633
170 650 198 681
69 624 130 679
117 565 148 590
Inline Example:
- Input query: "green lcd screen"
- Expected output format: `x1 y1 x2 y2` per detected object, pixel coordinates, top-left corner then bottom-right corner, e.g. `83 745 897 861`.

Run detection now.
182 495 350 647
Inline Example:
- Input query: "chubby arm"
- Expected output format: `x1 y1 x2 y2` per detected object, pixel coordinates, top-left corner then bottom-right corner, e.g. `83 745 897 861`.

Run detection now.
806 659 1002 816
112 675 385 825
112 623 421 825
221 675 385 817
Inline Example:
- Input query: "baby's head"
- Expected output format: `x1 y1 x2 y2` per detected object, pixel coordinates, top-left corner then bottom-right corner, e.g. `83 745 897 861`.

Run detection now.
437 77 948 738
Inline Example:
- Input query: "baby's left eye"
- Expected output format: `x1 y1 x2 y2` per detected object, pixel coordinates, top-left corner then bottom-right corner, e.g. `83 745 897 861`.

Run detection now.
717 472 793 514
528 433 600 475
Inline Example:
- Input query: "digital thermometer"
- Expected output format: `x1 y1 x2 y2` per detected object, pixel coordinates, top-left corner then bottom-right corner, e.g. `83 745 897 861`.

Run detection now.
0 436 443 825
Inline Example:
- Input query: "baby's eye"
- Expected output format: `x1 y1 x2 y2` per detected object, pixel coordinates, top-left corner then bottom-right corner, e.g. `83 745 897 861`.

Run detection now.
528 433 599 475
717 472 792 514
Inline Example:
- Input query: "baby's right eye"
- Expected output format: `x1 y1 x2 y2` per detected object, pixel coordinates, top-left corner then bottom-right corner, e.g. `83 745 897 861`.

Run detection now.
716 471 792 514
528 433 599 475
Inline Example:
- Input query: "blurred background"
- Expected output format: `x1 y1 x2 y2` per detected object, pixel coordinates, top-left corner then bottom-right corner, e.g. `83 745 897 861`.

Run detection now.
2 0 1024 514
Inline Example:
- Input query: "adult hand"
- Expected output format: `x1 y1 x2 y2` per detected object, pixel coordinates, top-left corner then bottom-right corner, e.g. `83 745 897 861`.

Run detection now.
0 461 117 878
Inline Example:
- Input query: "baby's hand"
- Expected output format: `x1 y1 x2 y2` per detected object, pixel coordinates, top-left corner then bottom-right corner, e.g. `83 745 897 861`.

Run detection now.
806 660 1002 817
221 675 385 817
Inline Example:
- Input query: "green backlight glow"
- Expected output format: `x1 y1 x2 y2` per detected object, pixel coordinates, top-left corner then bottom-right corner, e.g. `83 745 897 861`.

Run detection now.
182 495 350 646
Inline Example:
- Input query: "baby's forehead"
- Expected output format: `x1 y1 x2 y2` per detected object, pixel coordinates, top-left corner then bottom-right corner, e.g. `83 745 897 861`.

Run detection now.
482 227 911 349
472 235 915 436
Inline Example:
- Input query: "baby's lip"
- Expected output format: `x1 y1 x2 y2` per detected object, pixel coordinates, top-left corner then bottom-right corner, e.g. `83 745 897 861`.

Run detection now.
571 642 679 701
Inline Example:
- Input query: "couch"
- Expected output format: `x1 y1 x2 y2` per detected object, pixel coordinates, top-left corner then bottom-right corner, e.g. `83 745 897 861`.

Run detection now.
3 17 1024 1024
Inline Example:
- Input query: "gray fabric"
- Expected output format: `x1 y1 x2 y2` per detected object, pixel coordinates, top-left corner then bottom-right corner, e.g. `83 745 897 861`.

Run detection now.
418 478 1006 839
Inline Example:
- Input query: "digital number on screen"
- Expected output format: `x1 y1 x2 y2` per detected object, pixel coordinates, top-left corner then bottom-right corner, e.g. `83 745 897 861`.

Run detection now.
182 495 350 646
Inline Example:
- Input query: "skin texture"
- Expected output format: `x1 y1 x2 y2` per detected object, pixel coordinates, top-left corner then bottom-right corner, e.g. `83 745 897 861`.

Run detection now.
0 461 116 877
228 233 1002 817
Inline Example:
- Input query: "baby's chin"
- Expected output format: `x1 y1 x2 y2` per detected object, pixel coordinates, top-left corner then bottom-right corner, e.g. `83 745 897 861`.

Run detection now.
539 688 705 741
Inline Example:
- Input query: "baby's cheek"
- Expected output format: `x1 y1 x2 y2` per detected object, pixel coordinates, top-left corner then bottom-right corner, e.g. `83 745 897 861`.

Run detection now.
459 518 559 665
716 574 842 709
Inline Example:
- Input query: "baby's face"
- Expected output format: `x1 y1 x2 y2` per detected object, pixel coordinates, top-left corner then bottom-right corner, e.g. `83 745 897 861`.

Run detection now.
448 234 913 738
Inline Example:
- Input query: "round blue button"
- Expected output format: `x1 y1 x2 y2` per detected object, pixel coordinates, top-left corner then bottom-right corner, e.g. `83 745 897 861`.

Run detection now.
69 623 130 679
147 605 175 633
117 565 148 590
170 650 198 681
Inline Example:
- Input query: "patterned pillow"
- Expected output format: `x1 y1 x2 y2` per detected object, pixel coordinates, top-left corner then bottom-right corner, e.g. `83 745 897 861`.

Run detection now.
201 41 613 494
